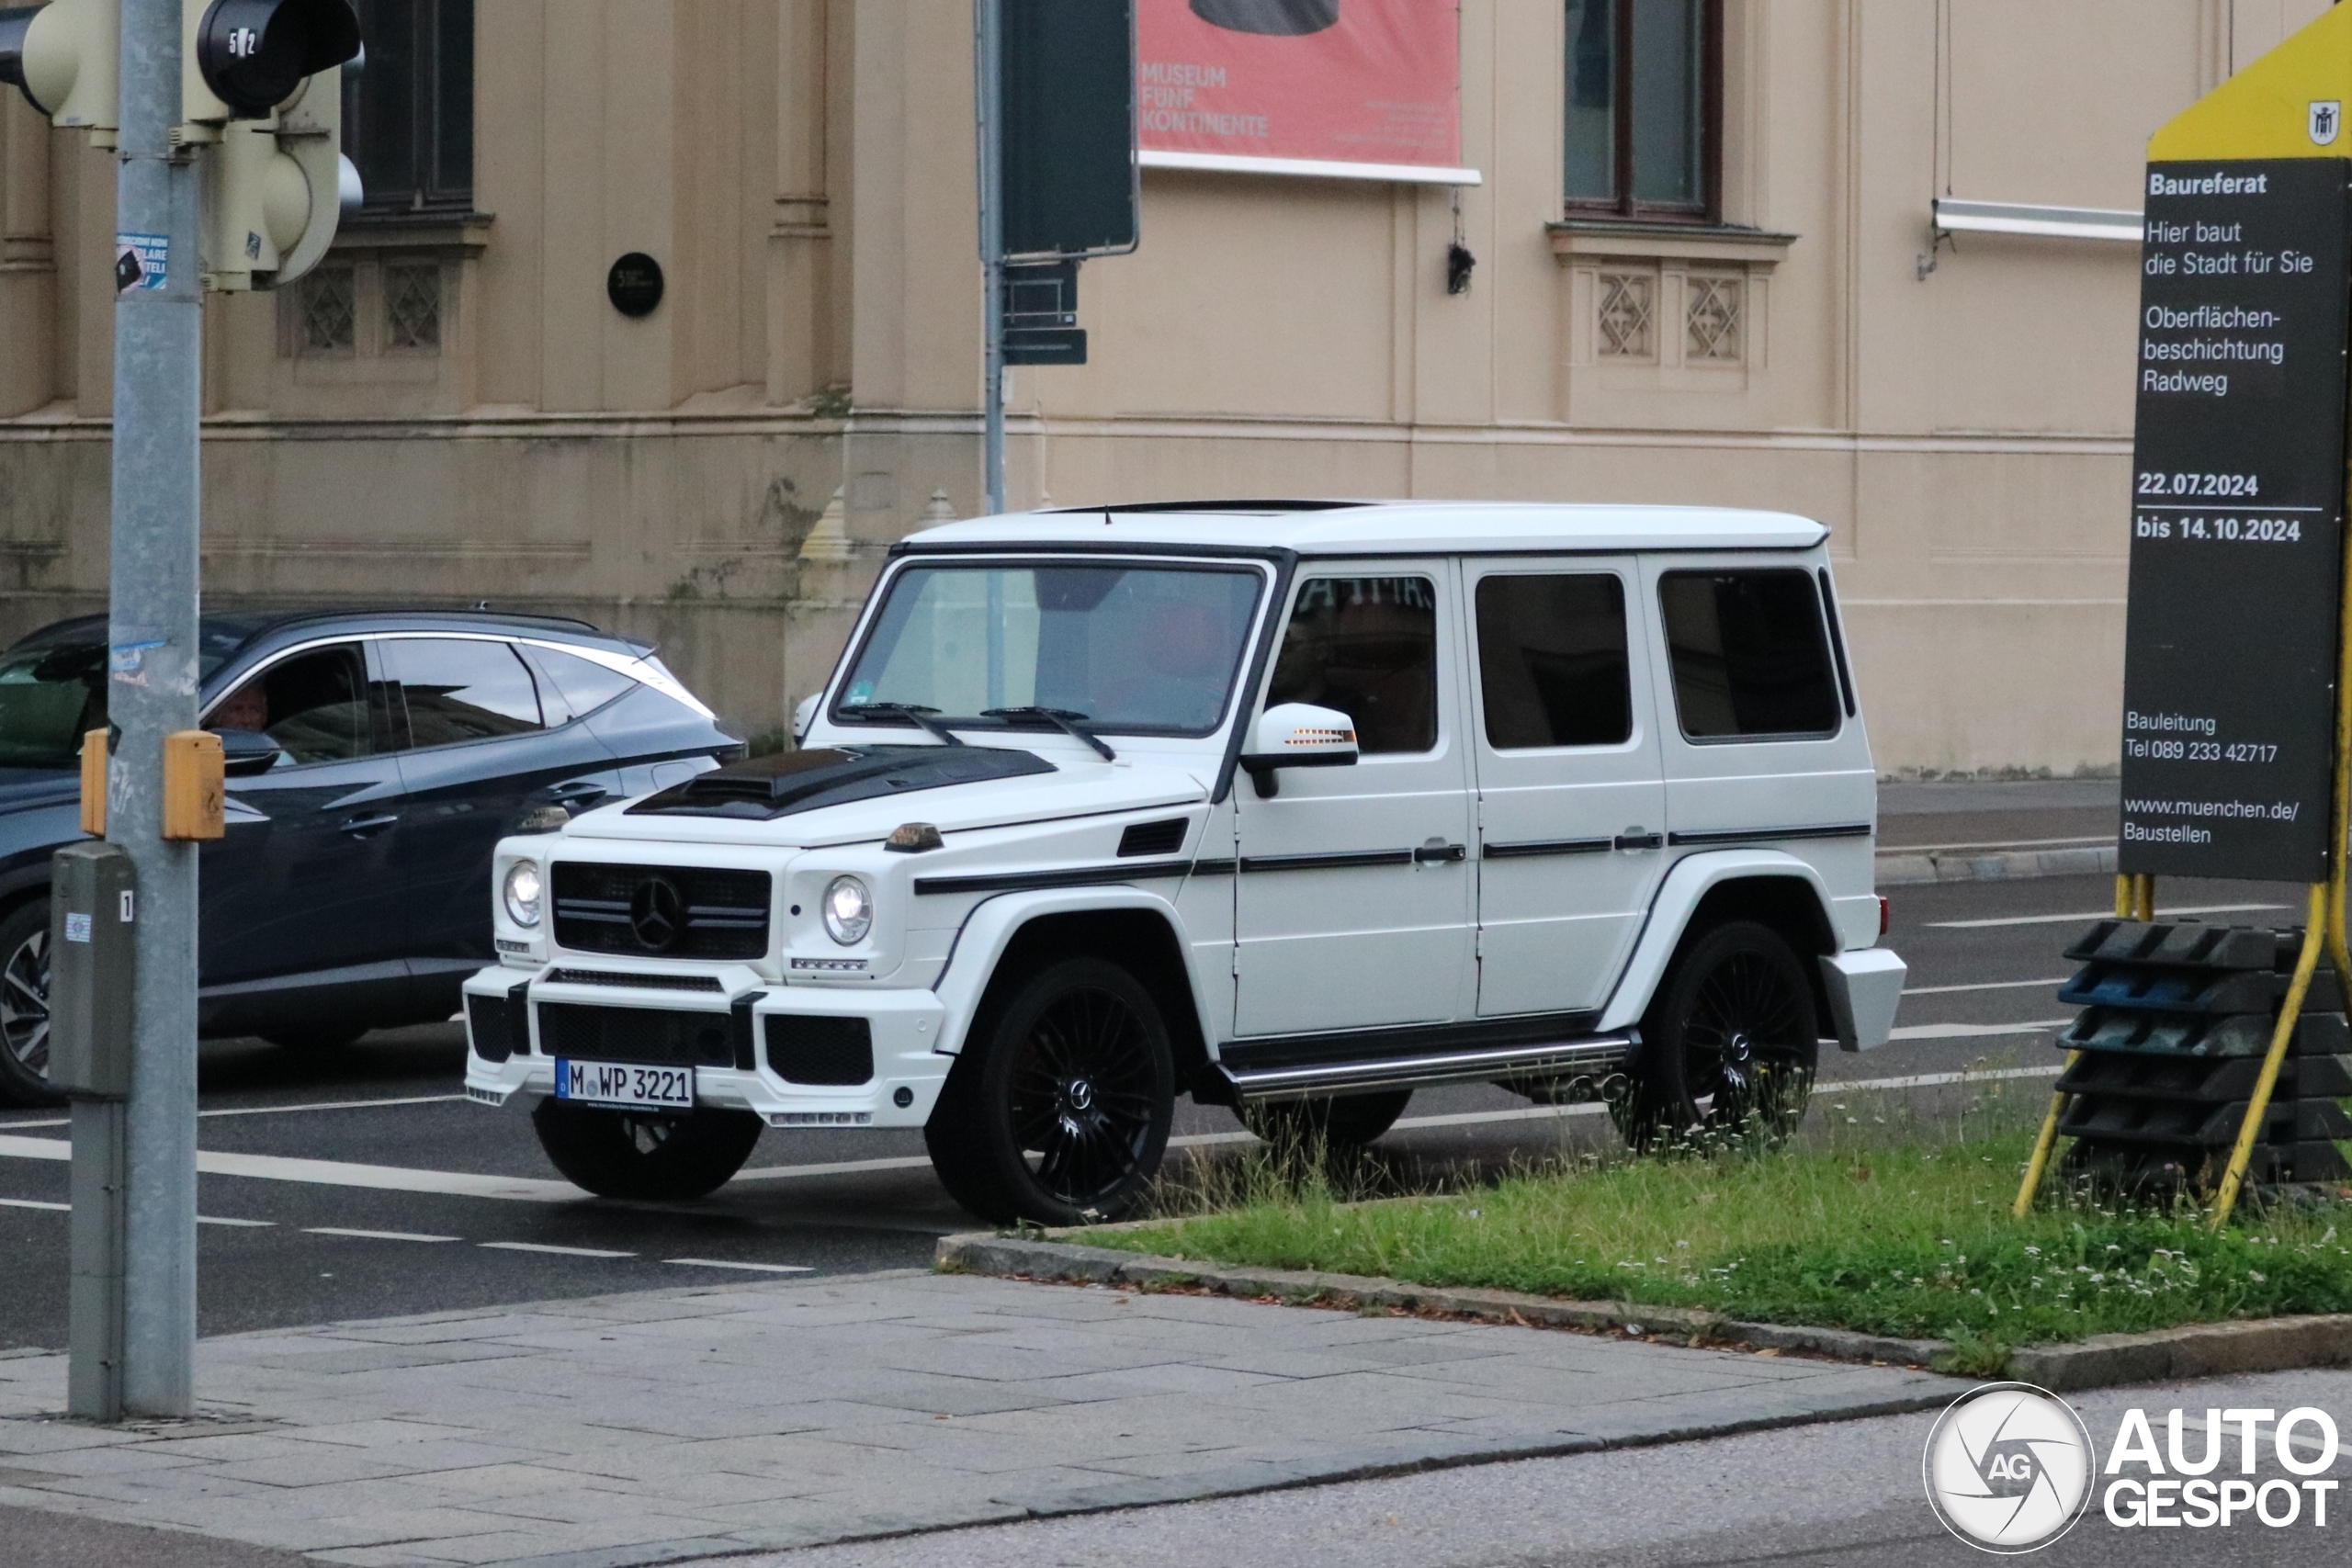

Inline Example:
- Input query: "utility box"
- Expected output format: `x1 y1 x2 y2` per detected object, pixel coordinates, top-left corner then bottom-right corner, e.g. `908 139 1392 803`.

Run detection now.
48 840 136 1100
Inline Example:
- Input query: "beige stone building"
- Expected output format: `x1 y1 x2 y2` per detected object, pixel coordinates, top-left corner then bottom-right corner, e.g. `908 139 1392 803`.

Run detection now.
0 1 2327 768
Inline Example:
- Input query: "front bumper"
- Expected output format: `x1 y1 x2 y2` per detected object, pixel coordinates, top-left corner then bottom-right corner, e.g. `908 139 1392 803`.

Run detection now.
461 964 952 1128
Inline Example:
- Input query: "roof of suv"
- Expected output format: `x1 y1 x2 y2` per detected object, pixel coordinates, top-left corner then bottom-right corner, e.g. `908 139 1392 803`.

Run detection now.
899 501 1830 558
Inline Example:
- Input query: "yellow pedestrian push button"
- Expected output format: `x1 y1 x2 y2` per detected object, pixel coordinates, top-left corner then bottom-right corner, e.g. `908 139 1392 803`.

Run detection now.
161 729 224 841
78 728 105 838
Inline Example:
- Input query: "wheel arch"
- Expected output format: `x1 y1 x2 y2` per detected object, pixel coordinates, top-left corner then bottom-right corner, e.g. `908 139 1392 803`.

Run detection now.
1599 852 1844 1035
933 888 1216 1099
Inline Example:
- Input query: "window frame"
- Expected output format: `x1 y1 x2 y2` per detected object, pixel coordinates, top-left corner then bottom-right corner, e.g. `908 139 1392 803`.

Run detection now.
342 0 475 217
1561 0 1724 225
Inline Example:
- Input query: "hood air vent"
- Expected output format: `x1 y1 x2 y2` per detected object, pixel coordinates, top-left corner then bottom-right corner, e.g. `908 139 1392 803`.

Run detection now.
629 745 1056 821
1117 818 1189 857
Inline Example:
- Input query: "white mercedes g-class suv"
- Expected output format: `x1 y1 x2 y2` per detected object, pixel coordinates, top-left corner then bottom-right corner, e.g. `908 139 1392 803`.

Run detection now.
463 501 1905 1224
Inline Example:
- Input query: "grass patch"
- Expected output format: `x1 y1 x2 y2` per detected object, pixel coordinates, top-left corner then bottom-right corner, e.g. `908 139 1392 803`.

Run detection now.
1091 1093 2352 1356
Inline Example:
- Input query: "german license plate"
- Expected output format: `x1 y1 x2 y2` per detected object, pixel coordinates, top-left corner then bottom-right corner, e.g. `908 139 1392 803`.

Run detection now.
553 1060 695 1111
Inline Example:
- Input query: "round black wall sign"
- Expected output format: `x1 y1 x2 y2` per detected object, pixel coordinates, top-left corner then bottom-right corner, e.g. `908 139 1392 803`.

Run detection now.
607 253 665 318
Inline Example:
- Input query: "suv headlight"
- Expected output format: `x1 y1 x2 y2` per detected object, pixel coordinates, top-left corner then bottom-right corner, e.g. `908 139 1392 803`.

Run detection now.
503 862 544 929
822 874 872 945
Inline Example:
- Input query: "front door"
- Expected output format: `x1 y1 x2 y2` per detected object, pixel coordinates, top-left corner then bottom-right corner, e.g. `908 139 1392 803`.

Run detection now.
199 640 411 994
1463 558 1668 1016
1233 564 1476 1037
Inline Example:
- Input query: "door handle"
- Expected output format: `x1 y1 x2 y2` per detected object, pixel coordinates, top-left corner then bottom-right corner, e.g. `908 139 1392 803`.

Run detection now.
340 812 399 838
1414 840 1467 864
1613 830 1664 852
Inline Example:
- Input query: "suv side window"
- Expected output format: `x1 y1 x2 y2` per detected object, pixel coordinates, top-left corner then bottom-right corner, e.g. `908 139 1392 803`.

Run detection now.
1476 573 1631 749
523 645 637 726
386 637 545 749
1266 575 1439 754
208 643 375 766
1657 570 1841 740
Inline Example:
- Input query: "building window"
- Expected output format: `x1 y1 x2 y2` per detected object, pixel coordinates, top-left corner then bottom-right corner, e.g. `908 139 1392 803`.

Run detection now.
1563 0 1719 221
344 0 474 214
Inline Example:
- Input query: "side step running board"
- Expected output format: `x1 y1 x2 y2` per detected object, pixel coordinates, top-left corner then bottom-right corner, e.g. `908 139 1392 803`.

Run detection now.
1220 1033 1636 1102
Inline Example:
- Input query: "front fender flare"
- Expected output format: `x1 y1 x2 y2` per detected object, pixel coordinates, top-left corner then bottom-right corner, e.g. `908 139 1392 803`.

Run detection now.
1598 850 1841 1032
932 886 1210 1056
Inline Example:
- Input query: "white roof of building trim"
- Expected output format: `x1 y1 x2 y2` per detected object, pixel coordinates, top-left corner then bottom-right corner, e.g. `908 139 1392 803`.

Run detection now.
901 501 1830 557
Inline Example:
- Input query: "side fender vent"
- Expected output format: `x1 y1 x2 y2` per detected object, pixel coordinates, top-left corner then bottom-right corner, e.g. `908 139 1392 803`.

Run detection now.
1118 818 1189 858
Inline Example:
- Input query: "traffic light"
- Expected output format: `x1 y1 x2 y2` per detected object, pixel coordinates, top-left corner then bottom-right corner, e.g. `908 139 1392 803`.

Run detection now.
178 0 360 291
0 0 120 143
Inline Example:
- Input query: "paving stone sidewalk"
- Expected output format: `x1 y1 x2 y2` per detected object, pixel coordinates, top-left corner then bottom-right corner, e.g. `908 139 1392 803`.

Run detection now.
0 1269 1965 1568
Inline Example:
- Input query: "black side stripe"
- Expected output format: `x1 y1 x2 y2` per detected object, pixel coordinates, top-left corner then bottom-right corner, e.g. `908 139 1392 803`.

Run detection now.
912 860 1193 896
1665 823 1872 848
1238 850 1416 874
1483 838 1613 860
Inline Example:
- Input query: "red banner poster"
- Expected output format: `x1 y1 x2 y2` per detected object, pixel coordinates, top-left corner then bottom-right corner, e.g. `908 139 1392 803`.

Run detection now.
1136 0 1473 182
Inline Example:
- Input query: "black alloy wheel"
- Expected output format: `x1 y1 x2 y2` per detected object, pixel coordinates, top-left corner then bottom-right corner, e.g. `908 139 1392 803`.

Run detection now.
1615 919 1818 1150
530 1100 764 1201
926 957 1175 1225
0 899 58 1107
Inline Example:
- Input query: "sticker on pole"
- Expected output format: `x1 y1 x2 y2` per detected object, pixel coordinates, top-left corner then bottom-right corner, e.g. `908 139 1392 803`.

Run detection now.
63 912 91 944
115 233 168 295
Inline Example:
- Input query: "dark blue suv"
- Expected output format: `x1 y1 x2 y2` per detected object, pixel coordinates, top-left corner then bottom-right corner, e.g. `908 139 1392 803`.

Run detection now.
0 609 741 1105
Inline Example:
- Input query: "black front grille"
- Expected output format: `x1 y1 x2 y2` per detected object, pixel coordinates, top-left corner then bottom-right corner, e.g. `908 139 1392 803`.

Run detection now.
537 1002 736 1067
1118 818 1189 857
467 992 515 1063
765 1015 875 1085
551 863 772 960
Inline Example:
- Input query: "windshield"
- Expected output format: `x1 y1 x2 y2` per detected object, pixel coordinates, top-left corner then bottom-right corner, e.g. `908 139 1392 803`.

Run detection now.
837 562 1264 736
0 641 107 770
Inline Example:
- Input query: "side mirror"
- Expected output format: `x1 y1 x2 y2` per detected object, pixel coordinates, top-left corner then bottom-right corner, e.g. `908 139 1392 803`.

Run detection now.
1239 702 1358 797
791 692 821 745
214 728 283 777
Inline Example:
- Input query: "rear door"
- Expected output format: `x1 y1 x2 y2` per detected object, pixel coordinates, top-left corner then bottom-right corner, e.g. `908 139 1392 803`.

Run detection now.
383 636 625 973
1464 558 1668 1016
1231 563 1476 1036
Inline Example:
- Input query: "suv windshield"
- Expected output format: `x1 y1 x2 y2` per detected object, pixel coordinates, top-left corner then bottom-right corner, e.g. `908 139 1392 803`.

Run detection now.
838 562 1264 736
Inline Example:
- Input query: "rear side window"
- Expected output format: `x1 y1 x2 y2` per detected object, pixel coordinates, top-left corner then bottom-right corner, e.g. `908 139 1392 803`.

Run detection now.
1267 576 1439 754
525 646 638 725
388 638 546 748
1657 570 1840 741
1475 573 1631 749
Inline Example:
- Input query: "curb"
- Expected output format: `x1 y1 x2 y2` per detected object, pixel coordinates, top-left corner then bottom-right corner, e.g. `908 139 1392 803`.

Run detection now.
940 1234 2352 1393
935 1234 1948 1367
1875 844 2116 886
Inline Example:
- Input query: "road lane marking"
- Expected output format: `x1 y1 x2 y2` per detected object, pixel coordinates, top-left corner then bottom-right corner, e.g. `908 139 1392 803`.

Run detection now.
1927 903 2285 930
197 1215 275 1228
664 1258 812 1273
1888 1019 2073 1041
1904 977 2071 996
0 1197 66 1212
1882 835 2111 855
1822 1064 2062 1092
480 1241 634 1258
304 1227 461 1243
1 1092 471 1132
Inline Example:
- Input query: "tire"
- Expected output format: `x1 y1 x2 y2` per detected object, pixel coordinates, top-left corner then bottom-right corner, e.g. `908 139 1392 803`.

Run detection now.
1613 919 1819 1150
530 1099 763 1201
925 956 1176 1225
1241 1089 1412 1153
262 1024 368 1052
0 898 58 1109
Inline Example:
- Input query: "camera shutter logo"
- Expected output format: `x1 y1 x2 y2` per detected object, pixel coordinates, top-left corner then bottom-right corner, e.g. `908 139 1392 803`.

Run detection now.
2312 100 2342 146
1923 1383 2096 1553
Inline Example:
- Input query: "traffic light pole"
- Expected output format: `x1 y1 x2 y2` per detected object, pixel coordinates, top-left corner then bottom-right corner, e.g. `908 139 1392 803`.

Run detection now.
109 0 203 1417
976 0 1005 515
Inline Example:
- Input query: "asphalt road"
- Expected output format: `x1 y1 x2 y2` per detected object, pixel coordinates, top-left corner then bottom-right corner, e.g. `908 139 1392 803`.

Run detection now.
0 781 2283 1357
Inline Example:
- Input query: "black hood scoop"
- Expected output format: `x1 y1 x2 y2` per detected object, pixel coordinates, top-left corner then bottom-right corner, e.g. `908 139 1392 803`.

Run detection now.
628 745 1057 821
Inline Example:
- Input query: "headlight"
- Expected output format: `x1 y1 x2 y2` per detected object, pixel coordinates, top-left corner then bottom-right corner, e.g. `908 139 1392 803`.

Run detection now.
503 862 544 929
822 874 872 945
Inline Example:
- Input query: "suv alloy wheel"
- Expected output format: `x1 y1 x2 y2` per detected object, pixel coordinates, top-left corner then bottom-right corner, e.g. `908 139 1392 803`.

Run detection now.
1616 919 1819 1149
926 956 1176 1225
0 898 57 1107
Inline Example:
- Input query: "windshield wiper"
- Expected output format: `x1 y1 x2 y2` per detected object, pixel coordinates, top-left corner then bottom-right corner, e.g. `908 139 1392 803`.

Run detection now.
983 706 1117 761
837 703 966 747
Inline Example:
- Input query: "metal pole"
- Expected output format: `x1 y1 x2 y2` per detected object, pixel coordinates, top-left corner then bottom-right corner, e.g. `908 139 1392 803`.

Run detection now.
110 0 203 1417
977 0 1006 515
